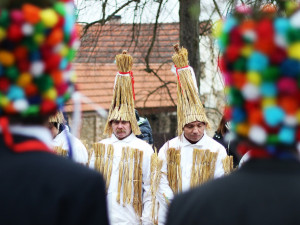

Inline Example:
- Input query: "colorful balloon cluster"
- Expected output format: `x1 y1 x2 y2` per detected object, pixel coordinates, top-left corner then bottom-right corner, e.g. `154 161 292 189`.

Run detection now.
215 3 300 153
0 0 79 116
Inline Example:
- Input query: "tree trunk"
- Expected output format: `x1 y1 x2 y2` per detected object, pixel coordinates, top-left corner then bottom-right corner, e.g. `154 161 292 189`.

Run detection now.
179 0 201 91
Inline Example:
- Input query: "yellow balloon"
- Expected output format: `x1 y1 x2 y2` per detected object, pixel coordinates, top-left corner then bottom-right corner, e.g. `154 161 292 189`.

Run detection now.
43 88 57 100
247 71 261 86
212 19 223 38
41 9 59 28
288 43 300 60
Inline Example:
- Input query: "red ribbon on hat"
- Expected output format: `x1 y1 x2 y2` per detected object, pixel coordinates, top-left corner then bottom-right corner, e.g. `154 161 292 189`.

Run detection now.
0 117 52 153
175 65 189 94
119 71 135 100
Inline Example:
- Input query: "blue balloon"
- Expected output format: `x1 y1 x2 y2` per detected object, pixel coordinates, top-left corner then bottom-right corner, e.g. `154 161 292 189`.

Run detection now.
280 59 300 77
263 106 285 127
274 18 290 34
223 16 238 33
261 82 277 97
7 85 25 100
247 52 269 72
278 127 295 144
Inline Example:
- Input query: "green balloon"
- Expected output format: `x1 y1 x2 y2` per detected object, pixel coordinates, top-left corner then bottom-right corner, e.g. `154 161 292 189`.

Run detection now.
35 75 53 91
54 2 66 16
6 66 19 81
287 28 300 43
267 135 278 145
67 49 76 61
35 22 45 33
229 88 244 106
233 57 246 72
22 105 39 116
0 9 9 27
262 66 280 81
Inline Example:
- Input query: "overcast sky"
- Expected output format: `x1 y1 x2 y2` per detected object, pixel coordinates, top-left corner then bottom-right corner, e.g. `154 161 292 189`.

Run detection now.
75 0 229 24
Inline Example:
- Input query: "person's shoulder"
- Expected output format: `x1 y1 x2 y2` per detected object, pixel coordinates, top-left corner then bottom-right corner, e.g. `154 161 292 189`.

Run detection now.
99 137 111 144
205 134 227 151
131 136 153 152
172 173 237 208
31 152 104 184
167 136 180 145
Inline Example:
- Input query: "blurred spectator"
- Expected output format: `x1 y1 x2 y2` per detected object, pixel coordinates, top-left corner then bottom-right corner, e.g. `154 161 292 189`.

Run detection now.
213 116 240 167
135 109 154 145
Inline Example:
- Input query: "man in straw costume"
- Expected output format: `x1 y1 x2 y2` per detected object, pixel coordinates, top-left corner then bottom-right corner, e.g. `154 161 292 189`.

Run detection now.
89 51 156 224
166 2 300 225
157 44 228 221
48 111 88 164
0 0 109 224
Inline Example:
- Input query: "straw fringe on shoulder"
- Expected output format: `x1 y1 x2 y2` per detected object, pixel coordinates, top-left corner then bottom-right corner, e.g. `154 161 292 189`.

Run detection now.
104 50 141 135
172 44 210 136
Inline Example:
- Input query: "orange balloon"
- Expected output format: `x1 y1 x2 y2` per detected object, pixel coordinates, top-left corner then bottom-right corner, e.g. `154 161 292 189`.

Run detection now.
4 103 17 114
47 28 63 46
249 108 263 124
51 70 63 85
25 84 38 97
279 96 298 115
22 4 41 24
232 72 247 89
240 19 256 33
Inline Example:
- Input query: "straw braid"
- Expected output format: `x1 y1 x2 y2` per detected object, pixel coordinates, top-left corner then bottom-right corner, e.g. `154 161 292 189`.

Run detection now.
105 144 114 191
137 151 144 217
117 147 126 204
150 150 163 224
222 155 234 175
166 148 181 194
133 149 140 215
53 146 68 157
190 149 219 187
122 149 129 206
127 149 134 204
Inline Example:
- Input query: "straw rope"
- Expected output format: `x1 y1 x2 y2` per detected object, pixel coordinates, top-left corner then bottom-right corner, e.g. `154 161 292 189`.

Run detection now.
106 144 114 190
150 149 163 224
115 147 143 218
166 148 181 194
222 155 234 175
172 44 210 136
117 147 126 204
104 50 141 135
93 143 115 191
133 149 140 215
93 143 101 173
190 149 219 186
137 151 144 217
122 149 129 206
127 148 134 204
53 146 68 157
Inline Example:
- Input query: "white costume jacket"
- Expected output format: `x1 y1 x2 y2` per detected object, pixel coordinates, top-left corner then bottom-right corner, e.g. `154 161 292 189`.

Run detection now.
157 132 228 224
89 133 154 225
53 129 88 164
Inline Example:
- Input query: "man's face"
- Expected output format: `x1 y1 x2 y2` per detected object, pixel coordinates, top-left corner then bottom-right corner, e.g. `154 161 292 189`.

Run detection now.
48 122 59 138
111 120 132 140
183 121 206 143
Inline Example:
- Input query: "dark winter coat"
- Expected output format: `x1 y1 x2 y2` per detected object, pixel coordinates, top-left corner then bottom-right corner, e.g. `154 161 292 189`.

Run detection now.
166 158 300 225
0 134 109 225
